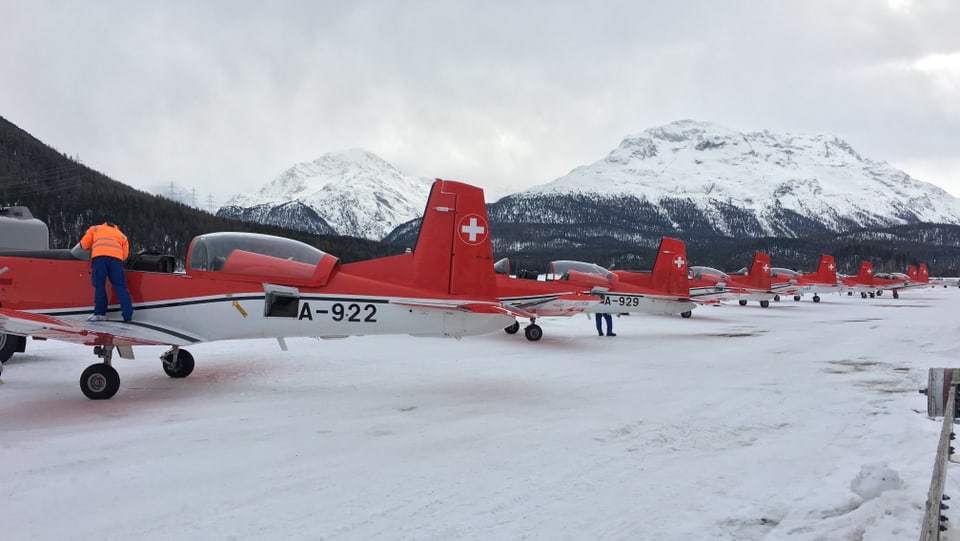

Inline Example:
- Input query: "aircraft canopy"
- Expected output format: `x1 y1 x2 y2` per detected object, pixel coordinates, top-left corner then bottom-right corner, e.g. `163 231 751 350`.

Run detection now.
771 267 798 279
689 266 729 281
548 260 613 281
187 232 337 284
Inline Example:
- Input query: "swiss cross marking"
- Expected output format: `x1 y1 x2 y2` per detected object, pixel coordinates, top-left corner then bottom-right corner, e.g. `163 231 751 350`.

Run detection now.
458 215 488 245
673 256 685 269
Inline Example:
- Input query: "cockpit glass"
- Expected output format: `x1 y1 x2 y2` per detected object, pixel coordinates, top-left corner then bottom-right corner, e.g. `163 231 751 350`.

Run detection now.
689 266 729 281
771 268 798 279
187 232 327 271
549 260 613 281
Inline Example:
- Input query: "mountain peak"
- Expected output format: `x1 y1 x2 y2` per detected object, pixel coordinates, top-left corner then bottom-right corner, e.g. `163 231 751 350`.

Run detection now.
522 120 960 235
218 149 433 240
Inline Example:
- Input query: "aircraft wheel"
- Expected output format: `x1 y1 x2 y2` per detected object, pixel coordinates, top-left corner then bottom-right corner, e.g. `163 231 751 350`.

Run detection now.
848 291 853 296
861 292 868 298
80 363 120 400
876 290 884 296
774 294 780 302
793 295 801 301
893 290 899 299
760 300 770 308
680 311 692 319
524 324 543 342
738 299 748 306
869 292 875 298
813 295 821 303
504 321 520 335
0 332 19 363
162 349 195 378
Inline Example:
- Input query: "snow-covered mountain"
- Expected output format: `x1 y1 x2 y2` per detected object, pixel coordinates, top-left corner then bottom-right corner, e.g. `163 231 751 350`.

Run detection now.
217 150 433 240
502 120 960 237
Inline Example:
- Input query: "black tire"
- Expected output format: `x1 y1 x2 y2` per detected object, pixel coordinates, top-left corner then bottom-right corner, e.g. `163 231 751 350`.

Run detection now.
869 292 875 298
524 324 543 342
794 295 801 301
773 294 780 302
0 332 24 363
162 349 195 378
760 300 770 308
738 299 748 306
893 290 899 299
876 290 884 297
848 291 853 296
680 311 692 319
80 364 121 400
813 295 821 303
504 321 520 335
861 292 868 298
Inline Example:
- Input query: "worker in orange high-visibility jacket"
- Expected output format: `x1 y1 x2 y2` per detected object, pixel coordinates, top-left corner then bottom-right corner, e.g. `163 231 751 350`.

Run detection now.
80 221 134 322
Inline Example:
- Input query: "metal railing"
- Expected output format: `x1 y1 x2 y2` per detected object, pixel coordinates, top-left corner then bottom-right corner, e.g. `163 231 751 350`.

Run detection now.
920 369 959 540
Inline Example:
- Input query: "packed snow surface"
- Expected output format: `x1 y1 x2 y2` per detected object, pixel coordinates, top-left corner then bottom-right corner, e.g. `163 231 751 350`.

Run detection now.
3 287 960 540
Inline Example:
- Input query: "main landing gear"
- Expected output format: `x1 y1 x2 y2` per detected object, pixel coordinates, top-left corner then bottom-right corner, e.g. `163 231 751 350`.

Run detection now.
503 320 543 342
80 346 121 400
813 295 821 303
78 345 196 399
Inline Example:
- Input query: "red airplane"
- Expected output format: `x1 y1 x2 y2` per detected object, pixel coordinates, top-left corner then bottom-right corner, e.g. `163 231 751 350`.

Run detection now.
770 254 840 303
0 179 518 399
840 261 909 298
545 237 697 318
493 258 601 341
689 252 775 307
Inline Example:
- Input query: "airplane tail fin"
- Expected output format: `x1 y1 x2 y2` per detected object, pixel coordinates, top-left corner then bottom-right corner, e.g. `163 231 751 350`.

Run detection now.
918 263 929 283
747 252 772 290
856 261 873 283
410 179 497 297
907 265 918 282
815 254 837 283
650 237 690 296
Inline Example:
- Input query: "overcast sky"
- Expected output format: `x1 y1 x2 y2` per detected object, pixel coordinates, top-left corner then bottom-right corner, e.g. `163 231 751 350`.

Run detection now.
1 0 958 207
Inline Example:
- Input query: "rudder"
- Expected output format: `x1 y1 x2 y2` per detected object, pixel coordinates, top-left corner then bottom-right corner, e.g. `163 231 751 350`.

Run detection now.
650 237 690 296
411 179 497 297
815 254 837 283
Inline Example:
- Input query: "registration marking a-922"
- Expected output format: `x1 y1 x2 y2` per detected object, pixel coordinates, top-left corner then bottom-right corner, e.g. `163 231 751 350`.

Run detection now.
601 294 644 308
296 299 386 323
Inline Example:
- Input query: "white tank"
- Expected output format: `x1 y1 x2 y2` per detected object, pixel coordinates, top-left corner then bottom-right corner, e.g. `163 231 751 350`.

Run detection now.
0 206 49 250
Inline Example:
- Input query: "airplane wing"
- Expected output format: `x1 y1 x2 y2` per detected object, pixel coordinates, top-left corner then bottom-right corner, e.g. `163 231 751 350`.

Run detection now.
499 293 601 318
391 299 528 318
0 308 202 347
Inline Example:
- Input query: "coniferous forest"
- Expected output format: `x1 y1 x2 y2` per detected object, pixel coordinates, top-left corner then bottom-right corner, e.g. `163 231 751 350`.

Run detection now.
0 116 401 265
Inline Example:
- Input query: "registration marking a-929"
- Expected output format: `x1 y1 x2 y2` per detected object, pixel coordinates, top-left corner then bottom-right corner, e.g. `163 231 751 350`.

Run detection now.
298 301 378 323
601 295 643 307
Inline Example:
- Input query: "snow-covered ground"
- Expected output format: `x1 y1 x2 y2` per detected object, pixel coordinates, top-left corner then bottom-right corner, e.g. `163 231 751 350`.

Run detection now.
3 287 960 540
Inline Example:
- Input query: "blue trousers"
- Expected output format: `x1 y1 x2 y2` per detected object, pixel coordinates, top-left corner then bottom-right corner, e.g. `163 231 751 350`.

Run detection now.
595 313 613 334
91 256 133 320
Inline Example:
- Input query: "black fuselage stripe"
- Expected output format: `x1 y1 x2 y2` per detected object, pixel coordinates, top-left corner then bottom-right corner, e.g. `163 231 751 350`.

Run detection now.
44 294 392 317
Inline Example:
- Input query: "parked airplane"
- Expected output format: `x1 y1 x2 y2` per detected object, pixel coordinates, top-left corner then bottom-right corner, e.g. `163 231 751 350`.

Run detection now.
770 254 841 303
925 265 960 288
0 179 517 398
689 252 775 307
840 261 909 298
545 237 697 318
493 258 601 341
